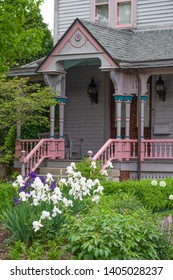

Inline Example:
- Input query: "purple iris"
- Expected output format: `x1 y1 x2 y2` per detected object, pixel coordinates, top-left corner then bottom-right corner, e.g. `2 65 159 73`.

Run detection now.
13 198 20 205
50 181 56 190
28 171 37 181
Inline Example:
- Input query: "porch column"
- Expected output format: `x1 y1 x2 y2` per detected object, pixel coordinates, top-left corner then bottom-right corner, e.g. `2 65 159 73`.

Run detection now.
140 96 147 138
124 96 133 139
50 106 55 138
56 97 67 138
16 120 21 139
114 95 124 138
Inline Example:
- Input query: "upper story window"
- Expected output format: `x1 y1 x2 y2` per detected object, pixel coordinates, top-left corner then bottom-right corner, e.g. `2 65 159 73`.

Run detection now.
116 0 133 27
94 0 133 28
95 0 109 26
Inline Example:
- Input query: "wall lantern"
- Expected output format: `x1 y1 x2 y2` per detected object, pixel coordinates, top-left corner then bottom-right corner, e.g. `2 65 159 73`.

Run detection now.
155 75 166 102
87 78 99 104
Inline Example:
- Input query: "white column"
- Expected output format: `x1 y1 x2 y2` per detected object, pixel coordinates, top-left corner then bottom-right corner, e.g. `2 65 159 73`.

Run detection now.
124 96 133 139
140 96 147 138
114 95 124 138
50 106 55 138
56 97 67 138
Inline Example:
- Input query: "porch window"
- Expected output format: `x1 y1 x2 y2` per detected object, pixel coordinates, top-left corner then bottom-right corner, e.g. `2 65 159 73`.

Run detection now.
116 0 133 27
95 0 109 26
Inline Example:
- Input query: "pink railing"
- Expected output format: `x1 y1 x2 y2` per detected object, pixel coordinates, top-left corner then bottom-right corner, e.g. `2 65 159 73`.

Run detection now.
142 139 173 160
16 138 65 179
15 139 40 157
93 139 173 169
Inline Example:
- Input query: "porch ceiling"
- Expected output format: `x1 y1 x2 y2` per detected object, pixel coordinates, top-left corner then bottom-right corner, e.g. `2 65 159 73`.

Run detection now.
64 58 101 70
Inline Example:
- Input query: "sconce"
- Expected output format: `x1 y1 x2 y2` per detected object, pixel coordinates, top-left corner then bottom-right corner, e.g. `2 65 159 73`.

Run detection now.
87 78 99 104
155 75 166 102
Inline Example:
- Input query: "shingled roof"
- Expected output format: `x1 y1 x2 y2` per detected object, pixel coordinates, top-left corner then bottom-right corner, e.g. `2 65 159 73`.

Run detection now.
80 19 173 65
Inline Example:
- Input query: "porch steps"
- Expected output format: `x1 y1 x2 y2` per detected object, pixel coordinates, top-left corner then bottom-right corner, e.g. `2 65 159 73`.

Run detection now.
39 165 121 182
107 169 120 182
38 167 68 182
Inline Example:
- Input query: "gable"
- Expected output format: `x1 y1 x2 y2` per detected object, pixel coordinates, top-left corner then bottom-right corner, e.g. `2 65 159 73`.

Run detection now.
37 19 118 74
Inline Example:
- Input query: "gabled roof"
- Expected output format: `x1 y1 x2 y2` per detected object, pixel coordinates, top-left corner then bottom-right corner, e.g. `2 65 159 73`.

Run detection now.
37 18 119 73
81 20 173 64
8 18 173 77
37 18 173 72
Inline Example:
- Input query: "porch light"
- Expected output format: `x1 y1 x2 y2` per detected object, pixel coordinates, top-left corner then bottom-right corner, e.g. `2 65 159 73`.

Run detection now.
87 78 99 104
155 75 166 102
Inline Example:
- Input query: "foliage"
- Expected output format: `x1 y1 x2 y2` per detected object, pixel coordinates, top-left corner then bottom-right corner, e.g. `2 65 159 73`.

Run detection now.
7 237 69 260
3 163 104 243
0 183 16 220
0 76 56 165
75 158 107 180
0 0 52 73
0 76 56 130
102 179 173 211
62 207 171 260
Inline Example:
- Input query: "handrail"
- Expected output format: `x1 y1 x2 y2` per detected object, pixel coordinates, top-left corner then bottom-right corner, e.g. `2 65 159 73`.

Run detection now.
17 138 65 180
93 139 138 169
23 139 50 179
93 138 173 169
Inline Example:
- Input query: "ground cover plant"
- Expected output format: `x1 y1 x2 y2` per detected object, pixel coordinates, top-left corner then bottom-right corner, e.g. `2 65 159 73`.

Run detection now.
1 160 173 260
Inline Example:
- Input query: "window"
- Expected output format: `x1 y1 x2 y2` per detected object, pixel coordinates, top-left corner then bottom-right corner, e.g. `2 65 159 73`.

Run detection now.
94 0 133 28
95 0 109 26
116 0 133 27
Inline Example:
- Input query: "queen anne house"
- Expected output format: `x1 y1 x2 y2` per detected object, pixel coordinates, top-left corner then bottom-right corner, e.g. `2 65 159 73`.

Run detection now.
10 0 173 180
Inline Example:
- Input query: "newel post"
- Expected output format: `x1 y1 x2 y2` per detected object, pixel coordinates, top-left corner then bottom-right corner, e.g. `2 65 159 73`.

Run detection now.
20 150 26 178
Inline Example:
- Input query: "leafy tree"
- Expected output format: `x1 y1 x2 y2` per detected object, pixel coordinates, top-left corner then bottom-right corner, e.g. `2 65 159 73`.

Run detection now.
0 0 52 73
0 76 57 165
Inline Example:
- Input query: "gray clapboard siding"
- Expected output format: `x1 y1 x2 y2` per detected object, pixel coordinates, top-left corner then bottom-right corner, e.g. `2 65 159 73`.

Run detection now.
58 0 90 37
137 0 173 27
64 65 108 156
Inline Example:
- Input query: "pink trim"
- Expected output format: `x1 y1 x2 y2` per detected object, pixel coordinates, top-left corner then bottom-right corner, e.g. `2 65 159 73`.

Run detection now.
39 20 117 72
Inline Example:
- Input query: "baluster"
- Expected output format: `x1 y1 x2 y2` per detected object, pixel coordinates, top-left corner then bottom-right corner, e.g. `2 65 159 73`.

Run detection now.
150 142 152 158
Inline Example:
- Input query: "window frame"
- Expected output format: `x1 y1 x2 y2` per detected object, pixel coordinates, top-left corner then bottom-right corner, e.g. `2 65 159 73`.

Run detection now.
116 0 133 28
94 0 110 26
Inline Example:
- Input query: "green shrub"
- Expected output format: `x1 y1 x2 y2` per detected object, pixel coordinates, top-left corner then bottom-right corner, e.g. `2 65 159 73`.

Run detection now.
76 158 106 180
102 179 173 211
62 207 171 260
0 183 16 219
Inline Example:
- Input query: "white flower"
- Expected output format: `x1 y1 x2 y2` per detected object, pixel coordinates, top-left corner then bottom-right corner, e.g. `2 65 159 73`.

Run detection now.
32 198 40 206
101 170 108 176
169 195 173 200
13 175 25 187
151 180 157 186
32 221 43 232
106 162 113 169
46 173 54 182
92 195 100 204
70 162 76 169
19 191 28 201
66 166 74 174
12 182 18 188
59 178 67 185
62 197 73 207
52 206 62 217
40 211 51 220
94 185 104 194
51 194 58 204
159 181 166 187
90 161 96 169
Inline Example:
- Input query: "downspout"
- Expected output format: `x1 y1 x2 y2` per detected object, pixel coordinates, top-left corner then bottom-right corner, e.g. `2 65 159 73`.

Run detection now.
135 70 142 180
